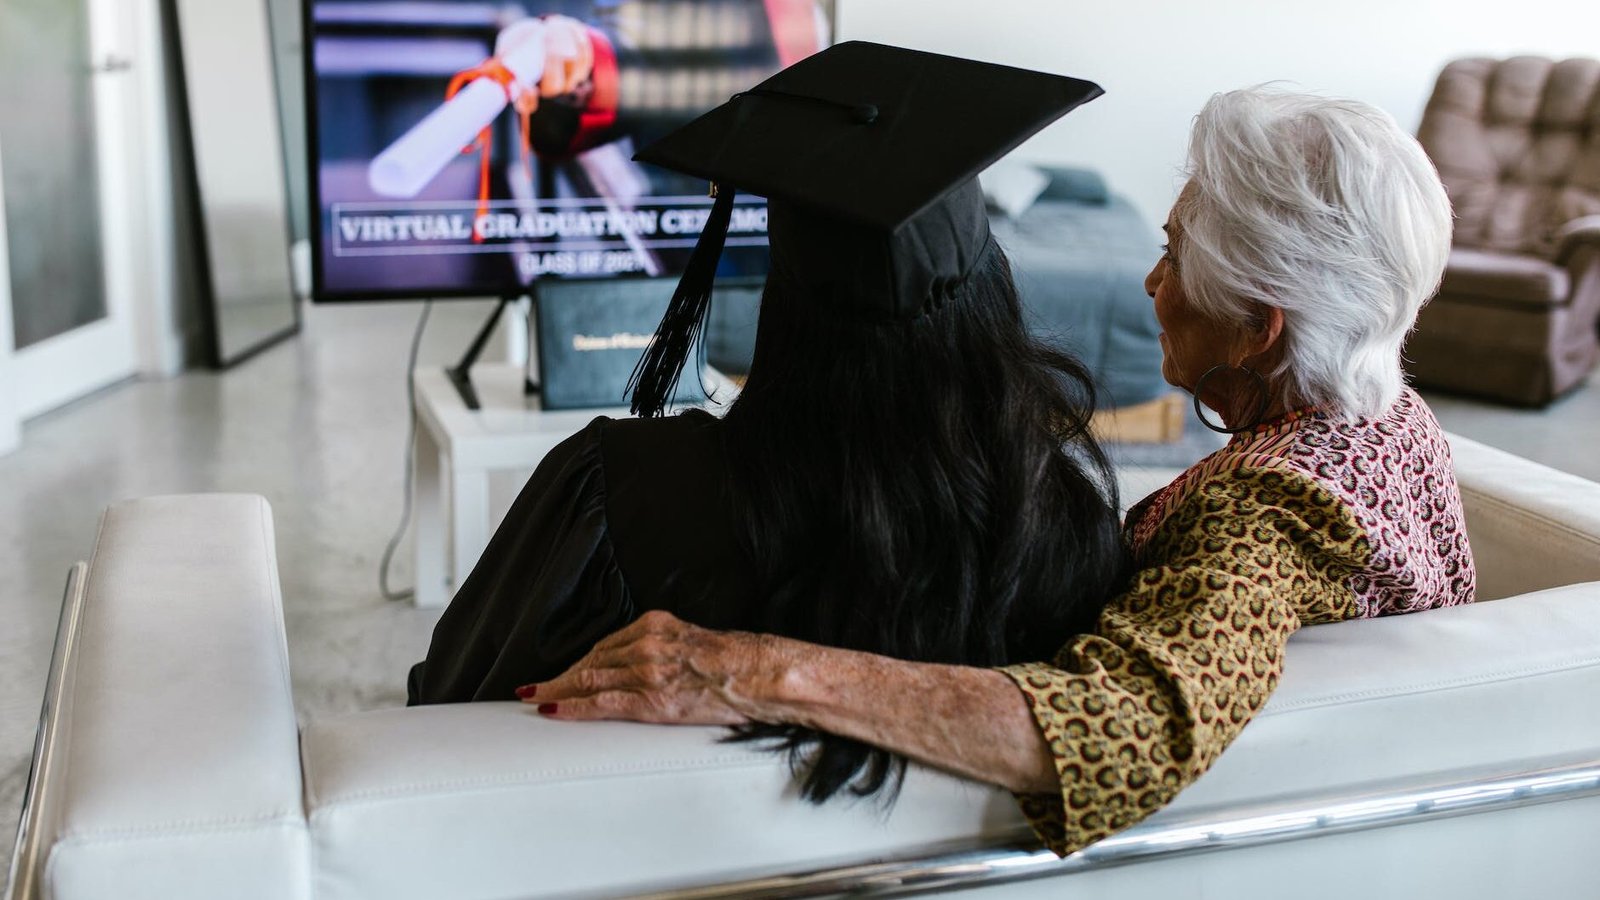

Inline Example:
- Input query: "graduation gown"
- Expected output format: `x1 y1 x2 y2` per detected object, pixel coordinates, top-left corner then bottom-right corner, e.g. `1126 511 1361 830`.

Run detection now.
407 410 757 704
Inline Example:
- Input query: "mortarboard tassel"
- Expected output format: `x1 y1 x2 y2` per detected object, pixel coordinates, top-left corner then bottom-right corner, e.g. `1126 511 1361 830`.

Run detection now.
626 182 736 417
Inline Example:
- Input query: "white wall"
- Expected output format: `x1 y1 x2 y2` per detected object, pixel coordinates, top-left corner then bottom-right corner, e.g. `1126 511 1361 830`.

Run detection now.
838 0 1600 228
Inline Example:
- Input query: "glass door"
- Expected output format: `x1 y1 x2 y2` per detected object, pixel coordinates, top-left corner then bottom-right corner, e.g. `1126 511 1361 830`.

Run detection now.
0 0 140 422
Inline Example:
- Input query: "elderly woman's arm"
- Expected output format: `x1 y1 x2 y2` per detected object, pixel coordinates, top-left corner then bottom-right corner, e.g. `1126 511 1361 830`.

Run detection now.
530 611 1059 793
532 466 1365 856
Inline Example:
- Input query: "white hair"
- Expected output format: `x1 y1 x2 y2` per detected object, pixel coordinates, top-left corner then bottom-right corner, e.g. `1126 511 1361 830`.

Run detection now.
1174 87 1453 420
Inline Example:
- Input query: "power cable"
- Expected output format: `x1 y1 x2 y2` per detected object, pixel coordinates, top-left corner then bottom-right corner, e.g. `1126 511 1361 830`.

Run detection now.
379 300 433 601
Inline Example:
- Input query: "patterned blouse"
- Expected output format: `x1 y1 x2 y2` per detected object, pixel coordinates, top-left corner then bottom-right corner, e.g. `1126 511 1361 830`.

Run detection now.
1000 388 1475 856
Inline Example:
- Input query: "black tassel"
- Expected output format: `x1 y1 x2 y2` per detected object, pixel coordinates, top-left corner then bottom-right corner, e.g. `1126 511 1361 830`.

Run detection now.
627 184 736 417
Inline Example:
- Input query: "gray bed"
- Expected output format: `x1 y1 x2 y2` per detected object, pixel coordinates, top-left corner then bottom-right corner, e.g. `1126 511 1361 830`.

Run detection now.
705 167 1167 409
989 169 1167 408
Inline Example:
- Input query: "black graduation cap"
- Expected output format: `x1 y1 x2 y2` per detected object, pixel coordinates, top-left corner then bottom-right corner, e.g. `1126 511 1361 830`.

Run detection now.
626 40 1103 417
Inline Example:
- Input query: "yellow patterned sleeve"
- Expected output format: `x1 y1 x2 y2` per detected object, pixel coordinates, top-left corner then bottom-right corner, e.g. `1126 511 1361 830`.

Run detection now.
999 467 1370 856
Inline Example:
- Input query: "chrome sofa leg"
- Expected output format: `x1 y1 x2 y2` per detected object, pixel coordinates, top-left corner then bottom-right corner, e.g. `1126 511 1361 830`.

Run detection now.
6 563 89 900
629 751 1600 899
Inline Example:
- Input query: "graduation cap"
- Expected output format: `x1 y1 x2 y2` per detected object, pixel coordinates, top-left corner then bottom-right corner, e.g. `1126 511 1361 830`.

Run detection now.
626 40 1103 417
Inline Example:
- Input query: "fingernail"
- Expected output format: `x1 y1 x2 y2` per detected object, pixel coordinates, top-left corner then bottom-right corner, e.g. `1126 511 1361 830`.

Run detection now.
537 702 558 715
514 684 537 700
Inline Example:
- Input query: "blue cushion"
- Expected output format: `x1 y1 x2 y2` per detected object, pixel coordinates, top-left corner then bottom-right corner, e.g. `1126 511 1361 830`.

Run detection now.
1036 166 1110 205
990 193 1167 408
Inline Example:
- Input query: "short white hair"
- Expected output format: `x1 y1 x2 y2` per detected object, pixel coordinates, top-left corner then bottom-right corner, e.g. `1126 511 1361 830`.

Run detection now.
1174 87 1452 420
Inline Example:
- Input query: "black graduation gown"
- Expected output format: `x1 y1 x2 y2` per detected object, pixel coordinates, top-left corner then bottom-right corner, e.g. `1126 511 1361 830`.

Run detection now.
406 410 758 704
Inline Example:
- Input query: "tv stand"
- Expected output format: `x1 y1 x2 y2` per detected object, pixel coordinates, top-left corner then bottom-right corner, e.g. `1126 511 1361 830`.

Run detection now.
444 292 536 410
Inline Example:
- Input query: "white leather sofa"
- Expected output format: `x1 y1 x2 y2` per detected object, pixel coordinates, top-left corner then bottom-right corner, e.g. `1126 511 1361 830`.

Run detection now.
9 433 1600 900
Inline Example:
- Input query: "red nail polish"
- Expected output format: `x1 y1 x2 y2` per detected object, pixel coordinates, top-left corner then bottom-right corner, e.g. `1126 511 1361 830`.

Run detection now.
514 684 537 700
537 702 558 715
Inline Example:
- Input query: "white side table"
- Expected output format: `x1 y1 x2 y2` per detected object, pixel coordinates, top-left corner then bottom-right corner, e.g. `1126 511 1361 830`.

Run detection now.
410 364 733 608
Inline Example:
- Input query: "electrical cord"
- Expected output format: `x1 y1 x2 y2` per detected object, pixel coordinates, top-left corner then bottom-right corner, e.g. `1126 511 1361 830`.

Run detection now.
379 300 433 601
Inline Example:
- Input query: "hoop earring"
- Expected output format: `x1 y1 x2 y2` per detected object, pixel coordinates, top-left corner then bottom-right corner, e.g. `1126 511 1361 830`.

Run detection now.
1192 364 1270 435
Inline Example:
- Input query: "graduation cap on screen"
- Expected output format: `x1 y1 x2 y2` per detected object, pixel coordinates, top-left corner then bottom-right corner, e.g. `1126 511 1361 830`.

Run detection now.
626 40 1103 417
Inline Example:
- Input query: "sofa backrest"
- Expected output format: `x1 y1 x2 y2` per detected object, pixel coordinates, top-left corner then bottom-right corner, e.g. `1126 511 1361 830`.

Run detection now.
1446 432 1600 600
1418 56 1600 257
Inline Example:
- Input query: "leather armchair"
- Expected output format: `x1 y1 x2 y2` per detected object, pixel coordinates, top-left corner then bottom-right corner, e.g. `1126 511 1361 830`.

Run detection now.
1406 56 1600 406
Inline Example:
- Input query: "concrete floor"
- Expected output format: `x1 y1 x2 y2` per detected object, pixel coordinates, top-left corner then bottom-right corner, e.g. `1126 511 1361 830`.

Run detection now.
1 300 1596 877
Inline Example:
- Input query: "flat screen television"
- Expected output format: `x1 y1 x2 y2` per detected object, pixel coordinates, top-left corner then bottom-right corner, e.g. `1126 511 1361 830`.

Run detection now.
304 0 831 301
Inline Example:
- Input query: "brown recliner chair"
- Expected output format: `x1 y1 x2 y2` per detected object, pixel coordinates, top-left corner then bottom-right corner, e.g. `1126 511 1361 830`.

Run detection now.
1406 56 1600 406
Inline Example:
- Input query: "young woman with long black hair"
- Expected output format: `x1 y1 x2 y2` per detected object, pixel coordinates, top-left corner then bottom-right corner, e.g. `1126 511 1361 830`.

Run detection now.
407 42 1130 803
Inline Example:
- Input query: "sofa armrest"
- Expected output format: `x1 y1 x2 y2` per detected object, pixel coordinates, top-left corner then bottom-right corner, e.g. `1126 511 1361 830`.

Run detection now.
10 495 310 900
1446 433 1600 600
301 707 1021 900
1553 215 1600 268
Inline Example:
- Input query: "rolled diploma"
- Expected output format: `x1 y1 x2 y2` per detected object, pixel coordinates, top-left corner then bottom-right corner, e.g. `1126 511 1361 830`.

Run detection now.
367 28 547 199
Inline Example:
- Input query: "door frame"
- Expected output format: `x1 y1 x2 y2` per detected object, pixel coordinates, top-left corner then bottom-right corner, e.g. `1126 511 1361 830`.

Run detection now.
1 0 176 446
0 136 20 455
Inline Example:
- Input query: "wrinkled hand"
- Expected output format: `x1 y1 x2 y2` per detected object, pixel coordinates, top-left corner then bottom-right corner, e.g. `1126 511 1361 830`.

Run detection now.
535 15 595 98
522 611 787 725
494 15 595 115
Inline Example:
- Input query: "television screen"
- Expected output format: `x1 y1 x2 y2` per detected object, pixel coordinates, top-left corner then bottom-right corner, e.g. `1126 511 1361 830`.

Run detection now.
305 0 830 301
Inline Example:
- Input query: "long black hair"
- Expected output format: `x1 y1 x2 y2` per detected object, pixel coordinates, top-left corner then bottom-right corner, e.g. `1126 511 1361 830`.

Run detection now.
718 245 1132 803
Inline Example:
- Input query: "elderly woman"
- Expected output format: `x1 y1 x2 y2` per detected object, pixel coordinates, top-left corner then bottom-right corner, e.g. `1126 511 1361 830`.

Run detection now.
524 87 1476 857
